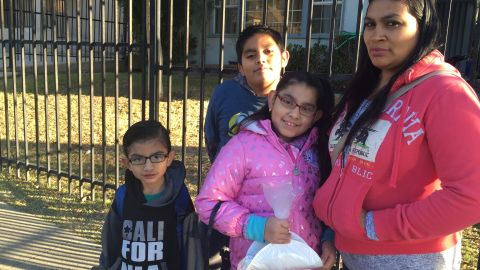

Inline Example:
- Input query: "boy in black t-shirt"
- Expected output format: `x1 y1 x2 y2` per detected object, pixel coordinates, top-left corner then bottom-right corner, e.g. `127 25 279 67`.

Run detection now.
96 120 193 270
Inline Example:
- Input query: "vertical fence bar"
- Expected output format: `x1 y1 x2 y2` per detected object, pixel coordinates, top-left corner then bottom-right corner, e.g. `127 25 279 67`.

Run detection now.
114 0 119 188
76 0 84 198
52 0 61 189
197 0 208 190
0 0 9 169
443 0 453 55
166 0 173 130
262 0 267 24
8 0 19 178
141 0 147 120
20 0 29 181
89 0 95 200
43 0 51 184
239 0 245 33
477 234 480 270
127 0 132 126
471 3 480 91
33 0 40 181
181 0 190 162
304 0 314 72
217 0 225 85
282 0 290 50
467 1 477 79
101 0 107 203
148 0 155 120
327 0 338 78
155 0 161 117
65 0 73 194
82 0 88 63
148 0 158 120
354 0 364 72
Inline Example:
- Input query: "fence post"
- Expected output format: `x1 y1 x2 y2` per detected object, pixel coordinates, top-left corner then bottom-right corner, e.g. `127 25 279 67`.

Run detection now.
148 0 162 121
141 0 148 120
470 3 480 92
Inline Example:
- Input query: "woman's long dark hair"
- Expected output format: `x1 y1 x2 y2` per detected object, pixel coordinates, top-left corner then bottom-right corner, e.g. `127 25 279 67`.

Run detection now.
241 71 335 184
335 0 441 150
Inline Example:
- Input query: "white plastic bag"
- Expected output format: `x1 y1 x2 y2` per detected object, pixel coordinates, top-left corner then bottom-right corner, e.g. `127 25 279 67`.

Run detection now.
241 232 323 270
238 177 323 270
262 179 298 219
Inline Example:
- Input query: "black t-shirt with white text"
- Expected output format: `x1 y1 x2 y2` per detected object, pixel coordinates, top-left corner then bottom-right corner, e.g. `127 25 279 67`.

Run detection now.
120 189 180 270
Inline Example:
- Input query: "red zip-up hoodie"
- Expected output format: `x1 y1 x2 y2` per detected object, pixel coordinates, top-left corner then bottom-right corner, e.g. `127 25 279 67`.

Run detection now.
313 50 480 254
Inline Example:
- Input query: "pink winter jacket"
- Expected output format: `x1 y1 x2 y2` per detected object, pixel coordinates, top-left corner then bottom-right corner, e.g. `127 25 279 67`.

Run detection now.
195 119 324 269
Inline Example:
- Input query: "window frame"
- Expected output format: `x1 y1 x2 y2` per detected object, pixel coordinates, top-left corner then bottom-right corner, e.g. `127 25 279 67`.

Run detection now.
209 0 343 37
310 0 343 36
211 0 240 36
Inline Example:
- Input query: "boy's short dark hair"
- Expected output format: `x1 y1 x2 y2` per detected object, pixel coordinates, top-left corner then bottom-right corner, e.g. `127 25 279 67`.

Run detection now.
122 120 171 156
236 24 285 64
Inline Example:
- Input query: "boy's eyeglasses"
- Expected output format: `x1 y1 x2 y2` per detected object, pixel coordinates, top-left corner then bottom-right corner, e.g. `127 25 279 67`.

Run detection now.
128 152 168 165
276 94 317 117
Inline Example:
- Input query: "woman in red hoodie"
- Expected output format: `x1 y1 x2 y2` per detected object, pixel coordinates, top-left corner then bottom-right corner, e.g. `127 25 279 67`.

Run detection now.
313 0 480 269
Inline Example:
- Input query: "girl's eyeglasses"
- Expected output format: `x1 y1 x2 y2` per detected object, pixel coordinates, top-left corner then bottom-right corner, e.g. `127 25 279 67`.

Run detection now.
128 152 168 165
276 94 317 117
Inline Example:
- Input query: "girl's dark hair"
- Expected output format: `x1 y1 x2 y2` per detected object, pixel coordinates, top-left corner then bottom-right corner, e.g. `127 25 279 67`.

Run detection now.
122 120 171 156
242 71 335 183
334 0 440 150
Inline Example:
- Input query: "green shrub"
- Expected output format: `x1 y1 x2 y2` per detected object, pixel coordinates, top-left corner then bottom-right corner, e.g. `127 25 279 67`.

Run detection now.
286 32 357 75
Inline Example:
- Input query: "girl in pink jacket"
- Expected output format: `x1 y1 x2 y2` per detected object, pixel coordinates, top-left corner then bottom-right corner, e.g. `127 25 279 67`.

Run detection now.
196 72 336 269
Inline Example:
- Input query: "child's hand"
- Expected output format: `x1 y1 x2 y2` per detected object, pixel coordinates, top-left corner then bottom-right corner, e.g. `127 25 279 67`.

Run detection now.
264 217 290 244
319 240 337 270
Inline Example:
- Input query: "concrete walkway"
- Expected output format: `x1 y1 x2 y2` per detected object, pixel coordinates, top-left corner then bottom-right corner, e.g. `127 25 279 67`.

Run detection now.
0 202 101 270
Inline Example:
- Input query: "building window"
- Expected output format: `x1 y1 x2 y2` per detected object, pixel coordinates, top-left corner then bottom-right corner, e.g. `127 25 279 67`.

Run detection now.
213 0 239 34
211 0 342 36
1 0 33 28
55 0 66 39
245 0 264 26
45 0 66 39
288 0 302 34
20 0 33 28
244 0 302 34
312 0 342 34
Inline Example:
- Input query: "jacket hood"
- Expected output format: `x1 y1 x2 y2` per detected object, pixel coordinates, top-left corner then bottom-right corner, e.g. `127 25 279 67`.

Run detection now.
390 50 460 93
234 73 261 96
241 119 318 151
124 160 186 207
386 50 460 187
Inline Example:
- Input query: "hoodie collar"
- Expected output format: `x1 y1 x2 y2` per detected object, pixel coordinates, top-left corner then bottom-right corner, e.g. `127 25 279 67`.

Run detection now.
390 50 460 93
234 73 260 96
125 160 186 206
242 119 318 152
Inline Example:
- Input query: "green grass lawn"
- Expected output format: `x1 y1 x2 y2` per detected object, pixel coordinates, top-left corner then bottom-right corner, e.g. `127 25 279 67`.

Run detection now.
1 69 228 100
0 71 216 196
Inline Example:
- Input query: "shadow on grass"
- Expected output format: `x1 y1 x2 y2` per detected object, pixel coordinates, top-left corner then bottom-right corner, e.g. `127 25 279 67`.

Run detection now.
0 166 107 244
0 143 211 244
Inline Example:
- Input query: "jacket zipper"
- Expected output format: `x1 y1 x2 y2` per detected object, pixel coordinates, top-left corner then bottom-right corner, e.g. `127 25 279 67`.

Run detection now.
327 153 347 228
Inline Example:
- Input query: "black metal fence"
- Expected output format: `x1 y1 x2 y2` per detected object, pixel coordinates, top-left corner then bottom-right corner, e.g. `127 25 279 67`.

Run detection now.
0 0 479 267
0 0 131 202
